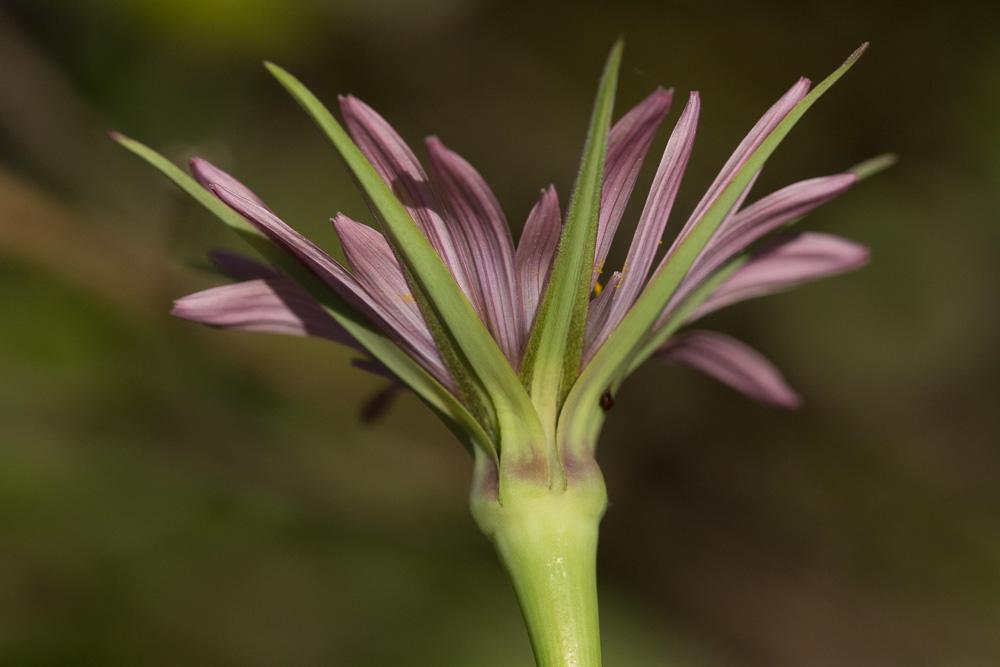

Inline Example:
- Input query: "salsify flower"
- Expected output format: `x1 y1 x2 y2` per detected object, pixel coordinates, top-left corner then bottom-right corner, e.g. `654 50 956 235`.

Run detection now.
113 40 887 667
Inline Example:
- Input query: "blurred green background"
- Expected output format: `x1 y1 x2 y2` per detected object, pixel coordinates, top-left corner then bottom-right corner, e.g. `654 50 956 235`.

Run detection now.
1 1 998 665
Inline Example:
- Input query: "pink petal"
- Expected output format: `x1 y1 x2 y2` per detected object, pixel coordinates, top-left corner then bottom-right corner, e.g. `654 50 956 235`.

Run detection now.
655 173 859 329
190 157 270 209
171 278 351 344
338 96 480 305
658 330 800 408
586 93 700 354
191 159 451 386
670 77 812 247
425 137 522 362
515 186 562 330
330 214 448 380
687 173 857 288
594 87 674 280
693 232 869 319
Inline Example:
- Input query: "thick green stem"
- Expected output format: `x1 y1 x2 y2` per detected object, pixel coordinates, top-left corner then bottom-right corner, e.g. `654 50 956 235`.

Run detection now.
472 463 607 667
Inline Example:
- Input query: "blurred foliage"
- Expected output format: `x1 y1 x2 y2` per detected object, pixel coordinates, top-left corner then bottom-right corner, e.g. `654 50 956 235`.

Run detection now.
1 0 998 665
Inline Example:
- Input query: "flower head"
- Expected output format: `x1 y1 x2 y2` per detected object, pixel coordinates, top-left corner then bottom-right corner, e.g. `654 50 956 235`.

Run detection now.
114 41 884 497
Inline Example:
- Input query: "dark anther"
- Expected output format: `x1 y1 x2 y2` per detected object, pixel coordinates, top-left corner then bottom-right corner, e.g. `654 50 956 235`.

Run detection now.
599 390 615 412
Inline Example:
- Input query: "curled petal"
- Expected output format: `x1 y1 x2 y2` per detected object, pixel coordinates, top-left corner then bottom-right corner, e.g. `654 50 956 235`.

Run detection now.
658 330 800 408
172 278 351 344
425 137 522 362
594 87 674 280
515 186 562 330
693 232 870 319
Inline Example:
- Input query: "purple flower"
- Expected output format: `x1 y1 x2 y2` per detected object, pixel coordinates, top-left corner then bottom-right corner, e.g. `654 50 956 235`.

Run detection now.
114 42 887 665
114 41 885 465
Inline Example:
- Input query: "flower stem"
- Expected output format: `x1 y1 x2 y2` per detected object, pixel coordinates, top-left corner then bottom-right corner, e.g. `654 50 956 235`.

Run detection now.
472 464 607 667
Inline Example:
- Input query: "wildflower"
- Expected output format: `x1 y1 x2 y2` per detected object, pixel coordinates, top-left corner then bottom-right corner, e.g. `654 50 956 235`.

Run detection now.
114 40 884 667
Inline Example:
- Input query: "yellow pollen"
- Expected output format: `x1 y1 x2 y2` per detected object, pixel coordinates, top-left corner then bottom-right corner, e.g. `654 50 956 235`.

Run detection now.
593 281 604 297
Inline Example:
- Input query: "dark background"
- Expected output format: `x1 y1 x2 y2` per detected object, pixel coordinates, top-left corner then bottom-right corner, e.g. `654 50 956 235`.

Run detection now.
1 1 998 665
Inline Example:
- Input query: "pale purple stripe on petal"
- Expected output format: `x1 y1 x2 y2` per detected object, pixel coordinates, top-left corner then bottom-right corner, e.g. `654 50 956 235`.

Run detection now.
193 161 451 386
654 174 857 331
657 330 800 408
191 157 270 209
425 137 522 362
692 232 869 320
586 93 700 354
330 213 446 378
688 173 857 286
594 87 674 281
668 77 812 250
172 278 351 344
515 186 562 331
338 96 480 308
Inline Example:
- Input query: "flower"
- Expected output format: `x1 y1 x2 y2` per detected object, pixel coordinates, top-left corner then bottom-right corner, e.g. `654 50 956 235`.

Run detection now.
125 43 878 445
114 40 885 667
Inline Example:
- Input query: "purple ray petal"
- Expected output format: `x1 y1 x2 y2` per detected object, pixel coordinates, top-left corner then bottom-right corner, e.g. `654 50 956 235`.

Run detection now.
172 278 351 343
654 173 857 331
594 87 674 281
657 330 800 408
692 232 869 320
330 213 444 370
192 159 451 385
584 272 622 343
688 173 857 287
668 77 812 250
515 186 562 331
338 96 480 306
208 249 279 280
587 93 700 354
425 136 522 362
190 157 270 209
